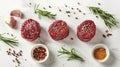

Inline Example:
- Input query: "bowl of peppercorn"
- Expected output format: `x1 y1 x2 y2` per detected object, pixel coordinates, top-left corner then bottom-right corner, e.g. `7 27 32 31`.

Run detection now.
31 44 49 63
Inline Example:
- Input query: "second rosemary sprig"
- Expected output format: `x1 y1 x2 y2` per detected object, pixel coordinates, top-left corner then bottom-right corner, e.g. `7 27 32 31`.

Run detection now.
89 6 118 28
34 4 56 19
58 47 84 62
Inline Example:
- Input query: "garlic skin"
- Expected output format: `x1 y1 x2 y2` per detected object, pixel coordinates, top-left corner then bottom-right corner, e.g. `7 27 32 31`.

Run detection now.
5 17 17 28
10 10 23 18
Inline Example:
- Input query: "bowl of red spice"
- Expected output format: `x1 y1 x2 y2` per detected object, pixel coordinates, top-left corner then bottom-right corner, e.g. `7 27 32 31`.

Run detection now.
31 44 49 63
92 44 110 62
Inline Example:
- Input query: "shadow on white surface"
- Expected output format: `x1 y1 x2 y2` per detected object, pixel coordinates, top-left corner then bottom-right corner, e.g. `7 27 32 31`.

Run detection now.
33 27 50 44
101 50 117 67
42 50 55 65
87 27 104 45
62 27 78 45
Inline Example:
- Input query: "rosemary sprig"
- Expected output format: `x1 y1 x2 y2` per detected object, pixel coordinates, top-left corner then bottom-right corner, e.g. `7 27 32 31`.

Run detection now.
58 47 84 62
89 6 118 28
0 34 18 47
34 4 56 19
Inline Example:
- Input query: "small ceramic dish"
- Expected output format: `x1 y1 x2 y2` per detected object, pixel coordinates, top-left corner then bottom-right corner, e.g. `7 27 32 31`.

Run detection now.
31 44 49 63
92 44 110 62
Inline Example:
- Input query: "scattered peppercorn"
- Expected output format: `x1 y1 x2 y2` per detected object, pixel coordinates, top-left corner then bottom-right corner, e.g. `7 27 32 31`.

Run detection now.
29 3 32 5
25 59 27 61
75 17 78 20
70 38 74 40
107 33 112 37
68 15 70 17
20 50 22 53
71 8 74 10
13 60 15 62
6 48 24 67
48 6 52 8
43 7 46 10
59 9 62 12
15 58 20 64
102 34 106 38
76 8 79 10
65 5 68 7
77 2 80 5
66 11 71 13
96 16 99 18
7 33 9 35
83 13 86 15
98 3 101 5
102 33 112 38
79 10 81 12
9 48 11 51
11 34 14 36
105 30 109 33
73 12 76 14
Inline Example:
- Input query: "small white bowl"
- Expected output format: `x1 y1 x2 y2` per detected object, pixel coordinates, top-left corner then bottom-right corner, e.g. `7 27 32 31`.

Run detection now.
31 44 49 63
92 44 110 63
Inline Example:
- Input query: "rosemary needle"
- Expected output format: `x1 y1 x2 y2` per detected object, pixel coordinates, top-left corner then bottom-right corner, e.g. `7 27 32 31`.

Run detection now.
58 47 84 62
0 34 18 47
34 4 56 19
89 6 118 28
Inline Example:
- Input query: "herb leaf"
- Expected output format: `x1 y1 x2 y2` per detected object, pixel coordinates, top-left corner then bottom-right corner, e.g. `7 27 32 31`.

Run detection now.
89 6 118 28
58 47 84 62
0 34 18 47
34 4 56 19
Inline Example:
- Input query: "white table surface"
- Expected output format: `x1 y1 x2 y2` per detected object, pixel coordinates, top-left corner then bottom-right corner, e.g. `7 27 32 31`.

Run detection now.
0 0 120 67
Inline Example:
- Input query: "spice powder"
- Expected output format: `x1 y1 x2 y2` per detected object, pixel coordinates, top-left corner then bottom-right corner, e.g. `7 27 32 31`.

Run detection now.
94 47 106 60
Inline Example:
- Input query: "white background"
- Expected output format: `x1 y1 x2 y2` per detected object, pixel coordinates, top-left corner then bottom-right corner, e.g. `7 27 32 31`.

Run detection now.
0 0 120 67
